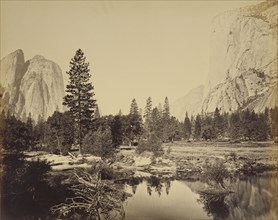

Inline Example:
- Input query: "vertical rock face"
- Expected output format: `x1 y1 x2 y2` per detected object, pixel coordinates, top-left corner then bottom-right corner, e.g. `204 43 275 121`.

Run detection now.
203 1 277 113
171 1 277 119
0 50 65 122
208 1 277 89
0 49 25 110
0 49 25 88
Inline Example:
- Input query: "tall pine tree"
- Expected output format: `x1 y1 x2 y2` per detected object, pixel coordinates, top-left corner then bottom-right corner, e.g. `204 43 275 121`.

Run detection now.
162 97 171 141
130 98 139 115
144 97 153 138
194 114 202 140
162 97 170 119
213 107 224 138
127 98 143 145
184 112 192 140
63 49 96 153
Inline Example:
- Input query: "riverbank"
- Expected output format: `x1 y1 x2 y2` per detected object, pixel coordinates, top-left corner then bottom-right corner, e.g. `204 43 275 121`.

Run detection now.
25 140 278 180
114 141 278 179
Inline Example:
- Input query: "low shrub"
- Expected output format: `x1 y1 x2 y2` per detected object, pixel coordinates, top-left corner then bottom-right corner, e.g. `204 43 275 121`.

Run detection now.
136 133 163 157
204 159 229 189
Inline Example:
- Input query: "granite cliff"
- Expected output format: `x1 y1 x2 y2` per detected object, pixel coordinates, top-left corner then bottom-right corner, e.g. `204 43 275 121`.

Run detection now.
171 1 277 120
0 49 65 122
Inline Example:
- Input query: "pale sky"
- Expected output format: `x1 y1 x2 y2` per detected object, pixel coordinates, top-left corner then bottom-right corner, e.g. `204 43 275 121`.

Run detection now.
1 0 261 115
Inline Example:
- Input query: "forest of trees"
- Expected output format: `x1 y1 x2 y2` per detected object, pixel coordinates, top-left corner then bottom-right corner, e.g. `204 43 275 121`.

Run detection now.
1 100 277 158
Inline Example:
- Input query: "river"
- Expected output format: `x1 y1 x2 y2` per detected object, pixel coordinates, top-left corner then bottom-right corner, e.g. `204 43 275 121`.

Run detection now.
123 174 277 219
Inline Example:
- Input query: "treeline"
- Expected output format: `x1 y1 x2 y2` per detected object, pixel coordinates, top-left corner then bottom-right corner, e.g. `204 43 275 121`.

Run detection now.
1 103 277 156
1 101 277 158
187 107 278 141
0 96 172 156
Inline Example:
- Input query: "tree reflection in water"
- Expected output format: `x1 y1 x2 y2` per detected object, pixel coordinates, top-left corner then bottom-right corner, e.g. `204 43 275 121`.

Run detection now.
165 179 171 195
146 176 163 196
125 176 173 197
125 177 142 195
198 193 230 220
124 174 277 219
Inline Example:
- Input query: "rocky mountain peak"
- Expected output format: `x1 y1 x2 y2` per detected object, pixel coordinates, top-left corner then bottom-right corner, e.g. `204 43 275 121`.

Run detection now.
0 50 65 122
0 49 25 88
32 55 46 60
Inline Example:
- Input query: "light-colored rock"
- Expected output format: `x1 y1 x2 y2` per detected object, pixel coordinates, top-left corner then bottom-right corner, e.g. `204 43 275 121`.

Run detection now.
16 55 65 121
171 1 277 118
202 69 277 113
171 85 204 121
203 1 277 113
0 50 65 122
0 49 25 113
208 1 277 89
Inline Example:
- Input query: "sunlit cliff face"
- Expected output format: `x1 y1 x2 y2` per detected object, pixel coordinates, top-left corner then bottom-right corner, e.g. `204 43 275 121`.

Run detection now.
0 49 65 122
171 1 277 119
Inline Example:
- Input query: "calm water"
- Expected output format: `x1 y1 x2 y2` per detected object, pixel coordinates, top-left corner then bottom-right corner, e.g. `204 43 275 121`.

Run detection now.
123 174 278 220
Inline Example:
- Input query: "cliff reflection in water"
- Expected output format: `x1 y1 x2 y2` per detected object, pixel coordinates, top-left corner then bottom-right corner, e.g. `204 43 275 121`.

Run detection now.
228 174 277 220
198 174 278 220
124 174 277 220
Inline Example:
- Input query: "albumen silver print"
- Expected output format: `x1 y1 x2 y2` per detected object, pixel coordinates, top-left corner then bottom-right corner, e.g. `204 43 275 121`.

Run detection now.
1 0 277 219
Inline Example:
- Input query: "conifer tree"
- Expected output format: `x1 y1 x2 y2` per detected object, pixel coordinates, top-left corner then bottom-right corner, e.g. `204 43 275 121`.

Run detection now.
150 107 163 139
162 97 171 141
270 107 278 138
202 114 214 140
241 109 251 140
144 97 153 137
194 114 202 140
144 97 152 119
229 112 241 139
26 113 35 150
63 49 96 153
213 107 224 138
184 112 192 140
127 98 143 144
162 97 170 119
129 98 139 115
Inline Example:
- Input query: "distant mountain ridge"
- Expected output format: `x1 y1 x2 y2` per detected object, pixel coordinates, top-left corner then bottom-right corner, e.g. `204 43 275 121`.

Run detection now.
0 49 65 122
171 0 277 121
171 85 204 121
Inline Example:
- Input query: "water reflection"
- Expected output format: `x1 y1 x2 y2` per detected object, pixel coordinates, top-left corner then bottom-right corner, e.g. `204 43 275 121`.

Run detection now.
146 176 163 196
122 176 173 196
123 174 277 220
198 193 230 220
124 177 210 219
224 174 278 220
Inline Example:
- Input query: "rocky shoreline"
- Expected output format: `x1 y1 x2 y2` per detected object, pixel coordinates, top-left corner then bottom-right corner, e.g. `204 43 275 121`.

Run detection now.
25 141 278 183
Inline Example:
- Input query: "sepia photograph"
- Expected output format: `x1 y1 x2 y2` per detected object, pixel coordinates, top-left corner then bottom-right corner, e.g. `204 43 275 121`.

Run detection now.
0 0 277 219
